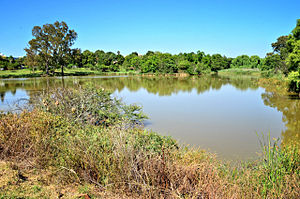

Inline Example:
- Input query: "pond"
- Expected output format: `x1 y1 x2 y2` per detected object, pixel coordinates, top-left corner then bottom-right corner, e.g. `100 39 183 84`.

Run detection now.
0 75 299 160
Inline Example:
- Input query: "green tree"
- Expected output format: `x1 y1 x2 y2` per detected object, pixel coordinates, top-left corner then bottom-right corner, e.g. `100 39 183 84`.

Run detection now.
201 54 211 69
25 21 77 75
286 19 300 72
69 48 83 67
177 60 192 71
210 54 227 72
82 50 95 67
25 24 52 74
116 51 125 66
287 71 300 95
272 35 289 60
94 50 105 65
141 55 158 73
250 55 261 68
261 53 282 71
156 52 177 73
291 19 300 40
145 51 154 57
231 55 251 68
24 49 40 71
123 52 141 71
0 55 9 70
105 52 118 71
183 52 197 63
51 21 77 75
196 51 205 63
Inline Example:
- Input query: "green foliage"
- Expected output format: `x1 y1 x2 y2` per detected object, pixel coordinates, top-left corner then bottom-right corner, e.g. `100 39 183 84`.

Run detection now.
83 63 94 69
256 133 300 197
219 68 261 77
260 54 282 71
210 54 228 72
82 50 95 66
177 59 192 71
250 55 261 68
5 48 248 76
133 129 178 153
24 21 77 75
291 19 300 40
231 55 251 68
271 35 289 60
156 53 177 73
287 70 300 93
286 39 300 72
123 53 141 71
141 55 159 73
69 48 83 67
230 55 261 69
0 55 24 70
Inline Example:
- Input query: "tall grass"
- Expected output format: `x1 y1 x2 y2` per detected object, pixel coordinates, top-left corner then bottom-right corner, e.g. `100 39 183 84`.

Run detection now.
255 132 299 197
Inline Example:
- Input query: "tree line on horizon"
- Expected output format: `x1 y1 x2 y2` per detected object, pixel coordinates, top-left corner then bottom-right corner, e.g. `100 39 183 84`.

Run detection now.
0 47 263 75
0 19 299 82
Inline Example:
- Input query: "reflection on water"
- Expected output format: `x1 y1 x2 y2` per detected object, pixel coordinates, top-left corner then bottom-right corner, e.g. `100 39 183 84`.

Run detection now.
262 91 300 147
0 75 298 160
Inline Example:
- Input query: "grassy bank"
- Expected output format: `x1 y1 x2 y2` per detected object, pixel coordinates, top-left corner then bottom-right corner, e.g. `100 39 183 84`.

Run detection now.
0 68 192 79
218 68 289 81
0 68 140 78
0 67 265 79
0 67 285 80
218 68 263 76
0 69 43 78
0 86 299 198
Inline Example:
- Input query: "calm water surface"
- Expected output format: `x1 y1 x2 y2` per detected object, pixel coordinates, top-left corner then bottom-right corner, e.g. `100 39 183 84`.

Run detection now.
0 75 299 160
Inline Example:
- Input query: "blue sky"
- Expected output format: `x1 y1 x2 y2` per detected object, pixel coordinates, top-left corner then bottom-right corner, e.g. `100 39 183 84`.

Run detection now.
0 0 299 57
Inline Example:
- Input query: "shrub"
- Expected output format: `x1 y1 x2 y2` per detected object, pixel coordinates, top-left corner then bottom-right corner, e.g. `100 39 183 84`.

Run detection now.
0 110 184 195
287 71 300 94
30 85 147 127
0 110 74 165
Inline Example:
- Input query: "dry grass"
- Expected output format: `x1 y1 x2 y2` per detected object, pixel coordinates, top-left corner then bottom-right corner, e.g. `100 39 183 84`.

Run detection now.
0 111 298 198
0 161 128 198
0 110 73 166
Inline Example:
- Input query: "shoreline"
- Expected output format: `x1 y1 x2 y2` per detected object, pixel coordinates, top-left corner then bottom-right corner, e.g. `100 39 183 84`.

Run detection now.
0 68 269 79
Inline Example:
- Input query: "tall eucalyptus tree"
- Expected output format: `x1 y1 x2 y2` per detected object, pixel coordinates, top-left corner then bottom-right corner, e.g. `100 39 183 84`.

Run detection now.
25 21 77 75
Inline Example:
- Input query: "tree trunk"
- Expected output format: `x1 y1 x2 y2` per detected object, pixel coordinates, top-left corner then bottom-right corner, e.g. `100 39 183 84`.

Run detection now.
61 76 65 88
46 63 49 75
61 65 64 76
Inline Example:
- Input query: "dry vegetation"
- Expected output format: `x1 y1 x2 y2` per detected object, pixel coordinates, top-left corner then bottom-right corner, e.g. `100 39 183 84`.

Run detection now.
0 86 299 198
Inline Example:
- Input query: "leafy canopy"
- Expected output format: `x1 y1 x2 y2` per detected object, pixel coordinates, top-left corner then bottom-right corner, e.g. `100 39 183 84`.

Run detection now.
25 21 77 75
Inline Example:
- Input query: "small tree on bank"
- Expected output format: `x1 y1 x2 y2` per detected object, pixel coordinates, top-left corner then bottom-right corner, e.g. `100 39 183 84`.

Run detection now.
25 21 77 76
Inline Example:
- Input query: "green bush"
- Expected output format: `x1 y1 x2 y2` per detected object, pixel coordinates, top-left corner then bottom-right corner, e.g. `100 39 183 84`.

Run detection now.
287 71 300 93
